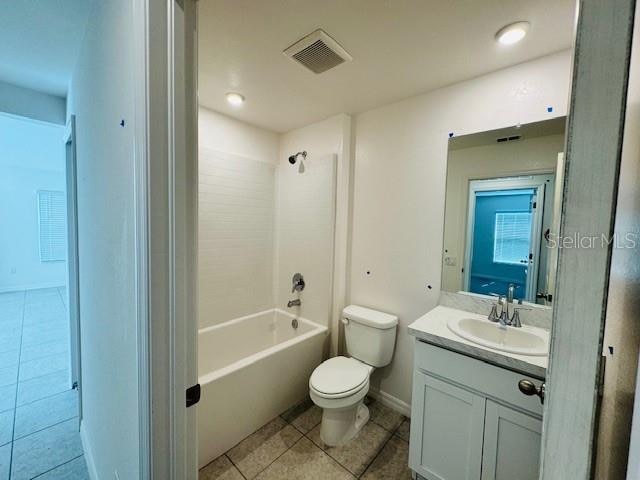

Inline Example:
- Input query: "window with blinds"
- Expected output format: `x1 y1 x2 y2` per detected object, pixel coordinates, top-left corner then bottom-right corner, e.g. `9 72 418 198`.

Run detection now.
493 211 531 265
38 190 66 262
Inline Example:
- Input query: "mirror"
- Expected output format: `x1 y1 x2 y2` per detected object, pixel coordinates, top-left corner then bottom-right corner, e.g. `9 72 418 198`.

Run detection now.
441 117 566 306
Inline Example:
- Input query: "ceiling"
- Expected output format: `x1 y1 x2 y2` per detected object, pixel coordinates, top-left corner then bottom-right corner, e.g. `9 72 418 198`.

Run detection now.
0 0 91 97
198 0 576 133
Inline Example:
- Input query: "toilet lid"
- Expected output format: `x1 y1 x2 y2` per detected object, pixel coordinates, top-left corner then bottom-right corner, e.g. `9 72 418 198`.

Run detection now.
310 357 369 397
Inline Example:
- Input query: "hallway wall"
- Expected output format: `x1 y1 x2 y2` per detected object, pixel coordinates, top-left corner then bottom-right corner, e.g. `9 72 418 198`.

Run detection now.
66 0 140 477
0 114 66 293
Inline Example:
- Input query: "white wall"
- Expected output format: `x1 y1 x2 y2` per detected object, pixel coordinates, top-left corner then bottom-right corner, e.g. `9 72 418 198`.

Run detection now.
349 50 572 405
197 111 348 332
277 115 349 329
66 0 140 477
197 109 279 329
199 107 280 160
0 114 66 292
598 4 640 478
0 81 66 125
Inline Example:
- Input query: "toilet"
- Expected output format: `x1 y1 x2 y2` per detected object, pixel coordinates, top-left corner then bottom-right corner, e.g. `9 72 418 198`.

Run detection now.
309 305 398 446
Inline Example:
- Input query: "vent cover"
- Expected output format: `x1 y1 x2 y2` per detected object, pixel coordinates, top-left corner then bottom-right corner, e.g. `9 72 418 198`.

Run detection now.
496 134 522 143
284 29 352 74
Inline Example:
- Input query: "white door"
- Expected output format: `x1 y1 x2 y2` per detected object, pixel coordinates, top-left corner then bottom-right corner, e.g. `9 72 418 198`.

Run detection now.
481 401 542 480
409 372 485 480
542 153 564 306
64 115 82 426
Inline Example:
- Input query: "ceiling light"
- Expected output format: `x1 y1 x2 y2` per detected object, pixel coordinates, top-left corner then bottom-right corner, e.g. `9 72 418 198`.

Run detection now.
495 21 530 46
226 92 245 106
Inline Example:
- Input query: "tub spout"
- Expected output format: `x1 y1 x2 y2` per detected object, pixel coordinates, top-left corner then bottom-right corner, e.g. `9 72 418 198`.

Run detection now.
287 299 301 308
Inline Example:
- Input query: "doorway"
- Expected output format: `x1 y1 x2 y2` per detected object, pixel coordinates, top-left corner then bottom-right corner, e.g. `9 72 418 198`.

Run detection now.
464 175 552 302
0 113 87 478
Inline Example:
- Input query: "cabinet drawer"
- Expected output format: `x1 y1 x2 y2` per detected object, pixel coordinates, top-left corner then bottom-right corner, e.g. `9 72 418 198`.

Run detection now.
414 340 543 417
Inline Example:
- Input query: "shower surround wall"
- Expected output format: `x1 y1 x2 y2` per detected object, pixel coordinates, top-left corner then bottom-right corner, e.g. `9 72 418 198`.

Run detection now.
198 109 344 331
198 148 276 327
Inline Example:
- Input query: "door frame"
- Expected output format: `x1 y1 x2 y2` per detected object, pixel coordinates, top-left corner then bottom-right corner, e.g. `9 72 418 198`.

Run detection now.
136 0 198 478
540 0 636 477
464 175 547 301
63 115 81 424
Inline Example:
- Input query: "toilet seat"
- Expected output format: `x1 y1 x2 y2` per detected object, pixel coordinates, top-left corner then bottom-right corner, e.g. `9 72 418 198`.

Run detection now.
310 356 370 399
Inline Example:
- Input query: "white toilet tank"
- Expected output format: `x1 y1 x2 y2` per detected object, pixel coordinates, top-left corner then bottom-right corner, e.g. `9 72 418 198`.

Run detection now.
343 305 398 367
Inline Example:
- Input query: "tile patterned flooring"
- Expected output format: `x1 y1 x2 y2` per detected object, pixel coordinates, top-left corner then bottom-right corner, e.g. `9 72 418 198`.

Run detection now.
200 397 413 480
0 288 89 479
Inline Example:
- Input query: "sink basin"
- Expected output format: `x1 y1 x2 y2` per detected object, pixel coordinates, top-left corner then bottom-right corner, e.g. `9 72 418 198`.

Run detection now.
447 317 548 356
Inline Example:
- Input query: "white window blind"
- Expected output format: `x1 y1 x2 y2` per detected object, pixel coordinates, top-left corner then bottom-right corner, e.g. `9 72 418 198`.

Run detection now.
38 190 66 262
493 211 531 265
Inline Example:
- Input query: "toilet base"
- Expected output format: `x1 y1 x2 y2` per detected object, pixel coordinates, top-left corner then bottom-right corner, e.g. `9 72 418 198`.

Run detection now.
319 400 370 446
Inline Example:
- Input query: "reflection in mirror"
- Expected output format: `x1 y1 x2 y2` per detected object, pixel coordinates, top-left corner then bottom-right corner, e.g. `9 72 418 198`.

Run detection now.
442 118 566 306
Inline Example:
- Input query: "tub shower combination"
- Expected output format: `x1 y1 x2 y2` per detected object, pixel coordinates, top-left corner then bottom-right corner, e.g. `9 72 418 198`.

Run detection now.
197 309 328 467
197 149 336 467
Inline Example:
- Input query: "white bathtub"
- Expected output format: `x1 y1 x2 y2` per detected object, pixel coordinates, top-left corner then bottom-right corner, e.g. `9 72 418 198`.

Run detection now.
197 308 328 467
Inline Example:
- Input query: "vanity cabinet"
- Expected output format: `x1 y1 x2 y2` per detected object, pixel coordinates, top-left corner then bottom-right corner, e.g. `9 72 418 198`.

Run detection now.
409 340 543 480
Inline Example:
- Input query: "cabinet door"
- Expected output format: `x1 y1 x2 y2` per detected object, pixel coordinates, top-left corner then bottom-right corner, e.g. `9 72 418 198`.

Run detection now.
409 371 485 480
481 400 542 480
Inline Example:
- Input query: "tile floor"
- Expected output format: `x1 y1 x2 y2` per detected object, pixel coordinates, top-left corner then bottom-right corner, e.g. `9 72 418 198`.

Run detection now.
0 288 89 479
200 397 413 480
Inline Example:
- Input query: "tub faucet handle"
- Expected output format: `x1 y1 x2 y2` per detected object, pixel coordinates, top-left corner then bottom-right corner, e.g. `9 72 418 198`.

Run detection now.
292 273 305 293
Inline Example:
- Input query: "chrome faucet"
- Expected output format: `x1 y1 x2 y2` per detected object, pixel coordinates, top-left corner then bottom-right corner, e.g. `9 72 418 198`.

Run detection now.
287 299 301 308
488 284 526 328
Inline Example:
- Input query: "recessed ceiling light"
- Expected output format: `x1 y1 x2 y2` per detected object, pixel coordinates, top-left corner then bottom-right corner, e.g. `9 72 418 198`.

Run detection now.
495 21 530 46
226 92 245 106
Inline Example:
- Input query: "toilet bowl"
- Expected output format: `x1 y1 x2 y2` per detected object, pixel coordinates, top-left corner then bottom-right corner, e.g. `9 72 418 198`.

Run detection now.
309 356 374 445
309 305 398 446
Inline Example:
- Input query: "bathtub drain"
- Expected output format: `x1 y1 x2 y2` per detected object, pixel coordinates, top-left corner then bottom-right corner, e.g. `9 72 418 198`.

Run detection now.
291 318 299 329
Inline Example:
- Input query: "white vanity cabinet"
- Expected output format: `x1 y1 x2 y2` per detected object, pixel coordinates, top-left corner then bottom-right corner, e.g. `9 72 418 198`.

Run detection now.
409 340 543 480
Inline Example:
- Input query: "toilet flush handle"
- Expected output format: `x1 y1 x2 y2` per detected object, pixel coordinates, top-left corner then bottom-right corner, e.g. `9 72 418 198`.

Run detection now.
341 317 350 325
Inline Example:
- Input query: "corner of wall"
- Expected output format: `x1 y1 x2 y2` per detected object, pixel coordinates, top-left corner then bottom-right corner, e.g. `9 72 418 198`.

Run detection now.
80 422 99 480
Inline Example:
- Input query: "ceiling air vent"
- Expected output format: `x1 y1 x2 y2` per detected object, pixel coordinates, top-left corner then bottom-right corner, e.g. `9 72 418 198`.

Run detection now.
284 29 352 74
496 134 522 143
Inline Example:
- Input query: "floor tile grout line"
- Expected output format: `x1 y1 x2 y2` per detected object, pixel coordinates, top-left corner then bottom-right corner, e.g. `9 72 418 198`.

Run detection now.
243 433 307 480
224 453 249 480
224 419 306 480
14 380 74 410
55 286 67 311
358 416 407 479
8 290 26 479
29 453 84 479
17 353 69 380
12 415 79 443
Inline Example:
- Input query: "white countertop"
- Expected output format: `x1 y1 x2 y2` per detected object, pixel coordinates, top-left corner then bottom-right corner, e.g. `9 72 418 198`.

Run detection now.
408 305 548 379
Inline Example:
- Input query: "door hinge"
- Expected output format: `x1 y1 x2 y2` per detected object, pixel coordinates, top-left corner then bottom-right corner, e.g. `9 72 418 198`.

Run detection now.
186 383 201 408
598 356 606 397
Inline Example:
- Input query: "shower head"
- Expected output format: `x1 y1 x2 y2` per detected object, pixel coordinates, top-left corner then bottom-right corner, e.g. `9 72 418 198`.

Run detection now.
288 151 307 165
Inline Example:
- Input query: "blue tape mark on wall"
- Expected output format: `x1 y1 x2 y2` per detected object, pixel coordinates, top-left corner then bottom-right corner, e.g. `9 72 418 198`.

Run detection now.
547 106 553 113
448 132 454 138
120 119 125 127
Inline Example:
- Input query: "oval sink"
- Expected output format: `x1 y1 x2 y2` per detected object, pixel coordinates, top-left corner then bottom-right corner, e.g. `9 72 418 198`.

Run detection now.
447 317 548 356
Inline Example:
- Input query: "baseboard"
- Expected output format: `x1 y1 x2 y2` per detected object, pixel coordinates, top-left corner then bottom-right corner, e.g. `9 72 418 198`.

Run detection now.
368 386 412 418
81 421 99 480
0 282 65 293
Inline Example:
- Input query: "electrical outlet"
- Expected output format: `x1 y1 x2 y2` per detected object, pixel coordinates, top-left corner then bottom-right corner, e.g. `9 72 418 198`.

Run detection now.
444 256 457 266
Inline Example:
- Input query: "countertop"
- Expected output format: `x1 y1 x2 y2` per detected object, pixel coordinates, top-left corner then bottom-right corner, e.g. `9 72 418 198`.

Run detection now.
408 305 548 379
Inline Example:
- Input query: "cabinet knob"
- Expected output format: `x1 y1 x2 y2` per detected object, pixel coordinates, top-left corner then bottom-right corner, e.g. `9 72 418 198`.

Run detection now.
518 379 545 404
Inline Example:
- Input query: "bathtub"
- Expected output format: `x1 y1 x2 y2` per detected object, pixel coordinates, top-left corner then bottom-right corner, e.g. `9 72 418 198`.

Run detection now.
197 308 328 467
